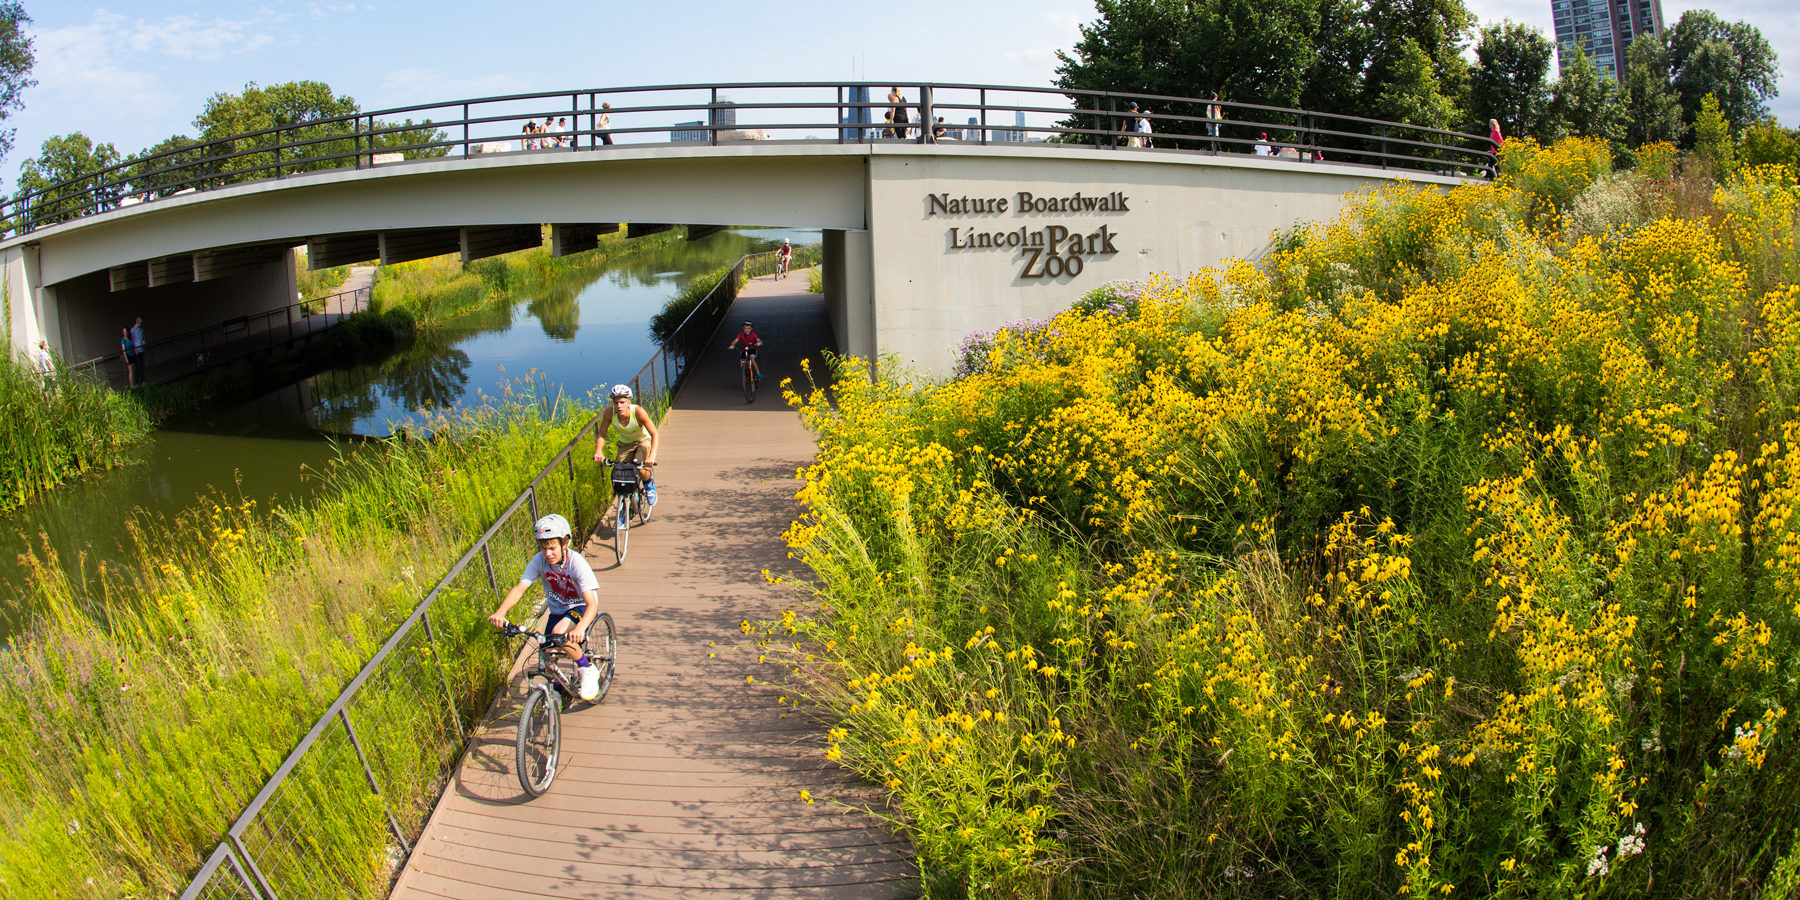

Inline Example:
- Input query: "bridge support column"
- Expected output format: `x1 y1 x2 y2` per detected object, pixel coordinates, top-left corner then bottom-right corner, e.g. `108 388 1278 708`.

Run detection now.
822 229 873 364
1 244 47 358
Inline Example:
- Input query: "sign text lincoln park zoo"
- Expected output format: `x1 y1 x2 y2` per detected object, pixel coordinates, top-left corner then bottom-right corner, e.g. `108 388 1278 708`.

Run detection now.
928 189 1128 279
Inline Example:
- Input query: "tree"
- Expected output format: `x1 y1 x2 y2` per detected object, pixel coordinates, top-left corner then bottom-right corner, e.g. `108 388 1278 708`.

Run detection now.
1362 0 1474 95
1467 21 1552 139
1692 93 1737 177
0 1 34 163
1621 32 1686 148
126 135 211 199
1737 120 1799 175
1054 0 1326 142
1369 37 1458 132
14 132 122 226
1666 10 1779 137
1549 41 1624 144
194 81 361 181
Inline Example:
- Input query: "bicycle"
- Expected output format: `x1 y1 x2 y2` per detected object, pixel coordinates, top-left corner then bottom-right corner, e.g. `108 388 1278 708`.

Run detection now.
499 617 617 797
739 350 758 404
776 253 790 280
605 457 653 562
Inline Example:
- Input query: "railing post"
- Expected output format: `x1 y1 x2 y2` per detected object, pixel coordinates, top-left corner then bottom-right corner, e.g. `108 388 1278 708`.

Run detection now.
482 542 496 591
918 84 934 144
980 89 988 146
528 486 539 523
338 708 411 857
420 609 466 744
230 832 280 900
570 92 579 152
710 87 720 146
462 103 470 156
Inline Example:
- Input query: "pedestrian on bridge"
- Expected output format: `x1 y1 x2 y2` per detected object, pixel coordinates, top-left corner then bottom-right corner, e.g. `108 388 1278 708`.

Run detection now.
597 103 614 145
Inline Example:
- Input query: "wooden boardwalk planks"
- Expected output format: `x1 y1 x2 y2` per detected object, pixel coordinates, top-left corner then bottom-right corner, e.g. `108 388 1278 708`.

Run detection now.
390 271 916 899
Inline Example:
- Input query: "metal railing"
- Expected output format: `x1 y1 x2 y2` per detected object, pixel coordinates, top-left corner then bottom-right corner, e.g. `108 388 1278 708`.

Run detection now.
178 248 758 900
5 81 1494 236
73 284 370 389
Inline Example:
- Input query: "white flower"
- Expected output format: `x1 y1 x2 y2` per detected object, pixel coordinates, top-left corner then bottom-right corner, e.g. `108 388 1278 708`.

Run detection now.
1587 846 1610 878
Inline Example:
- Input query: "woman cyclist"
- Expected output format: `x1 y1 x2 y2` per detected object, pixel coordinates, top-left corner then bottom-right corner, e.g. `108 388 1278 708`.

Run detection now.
594 384 660 505
487 513 604 700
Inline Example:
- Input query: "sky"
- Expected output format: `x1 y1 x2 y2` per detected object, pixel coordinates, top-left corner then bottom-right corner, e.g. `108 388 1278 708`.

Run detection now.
5 0 1795 186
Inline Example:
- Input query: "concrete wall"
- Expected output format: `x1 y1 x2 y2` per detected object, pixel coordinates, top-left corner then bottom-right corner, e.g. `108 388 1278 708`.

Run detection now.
3 141 1455 372
49 254 296 364
863 146 1417 375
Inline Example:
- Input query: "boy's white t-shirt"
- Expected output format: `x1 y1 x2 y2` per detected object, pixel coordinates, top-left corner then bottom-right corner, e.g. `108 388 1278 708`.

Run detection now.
520 551 600 614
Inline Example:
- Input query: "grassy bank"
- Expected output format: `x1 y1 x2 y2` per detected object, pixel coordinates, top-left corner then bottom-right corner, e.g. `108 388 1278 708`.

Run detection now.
0 354 151 512
373 226 687 328
0 384 606 897
775 141 1800 897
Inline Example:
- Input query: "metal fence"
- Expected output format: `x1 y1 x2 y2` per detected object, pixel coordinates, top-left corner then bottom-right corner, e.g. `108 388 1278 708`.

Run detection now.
619 254 756 409
7 81 1494 235
74 284 370 389
178 249 751 900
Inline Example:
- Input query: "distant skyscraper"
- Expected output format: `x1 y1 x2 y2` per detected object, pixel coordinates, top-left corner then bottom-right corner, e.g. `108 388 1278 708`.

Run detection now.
1551 0 1663 79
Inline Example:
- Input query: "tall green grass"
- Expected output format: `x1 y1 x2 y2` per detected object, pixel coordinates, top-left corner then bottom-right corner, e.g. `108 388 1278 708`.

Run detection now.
0 353 150 512
0 383 608 897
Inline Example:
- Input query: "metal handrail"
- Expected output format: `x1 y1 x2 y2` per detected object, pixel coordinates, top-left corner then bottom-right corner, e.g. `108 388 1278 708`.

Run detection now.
69 284 371 389
6 81 1494 235
178 246 761 900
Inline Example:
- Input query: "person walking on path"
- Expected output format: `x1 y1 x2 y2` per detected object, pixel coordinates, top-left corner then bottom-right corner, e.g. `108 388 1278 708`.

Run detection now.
34 340 54 378
1488 118 1504 177
1206 92 1224 151
130 317 146 385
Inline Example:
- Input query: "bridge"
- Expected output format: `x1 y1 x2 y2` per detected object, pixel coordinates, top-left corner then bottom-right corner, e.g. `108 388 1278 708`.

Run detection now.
2 82 1488 378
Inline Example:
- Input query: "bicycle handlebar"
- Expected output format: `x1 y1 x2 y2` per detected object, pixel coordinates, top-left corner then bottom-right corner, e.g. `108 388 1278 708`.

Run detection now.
499 623 568 648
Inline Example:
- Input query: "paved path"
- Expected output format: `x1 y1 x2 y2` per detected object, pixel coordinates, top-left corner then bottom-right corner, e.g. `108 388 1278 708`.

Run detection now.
391 270 916 899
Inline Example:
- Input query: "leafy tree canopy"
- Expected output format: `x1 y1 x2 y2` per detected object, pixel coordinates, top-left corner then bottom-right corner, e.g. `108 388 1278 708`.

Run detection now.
1467 21 1552 138
0 1 34 163
1549 41 1625 144
1666 10 1779 136
16 132 121 225
1622 32 1686 148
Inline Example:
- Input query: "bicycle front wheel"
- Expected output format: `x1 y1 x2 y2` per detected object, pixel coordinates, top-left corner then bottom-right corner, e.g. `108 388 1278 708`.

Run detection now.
585 612 618 703
614 495 631 562
742 365 756 404
516 683 560 797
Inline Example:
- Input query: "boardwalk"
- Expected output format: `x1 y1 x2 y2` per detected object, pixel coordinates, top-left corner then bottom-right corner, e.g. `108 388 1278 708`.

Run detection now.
391 271 917 899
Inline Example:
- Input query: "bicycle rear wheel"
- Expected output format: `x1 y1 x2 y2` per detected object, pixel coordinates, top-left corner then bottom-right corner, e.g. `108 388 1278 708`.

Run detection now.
636 484 653 524
614 495 631 562
585 612 618 703
515 683 560 797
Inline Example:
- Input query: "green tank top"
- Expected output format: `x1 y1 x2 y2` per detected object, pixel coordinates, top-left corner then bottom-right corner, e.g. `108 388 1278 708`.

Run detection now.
607 404 648 444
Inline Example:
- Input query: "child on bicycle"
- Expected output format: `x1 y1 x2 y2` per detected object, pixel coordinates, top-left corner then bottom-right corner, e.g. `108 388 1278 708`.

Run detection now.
593 384 660 505
728 321 763 383
487 513 604 700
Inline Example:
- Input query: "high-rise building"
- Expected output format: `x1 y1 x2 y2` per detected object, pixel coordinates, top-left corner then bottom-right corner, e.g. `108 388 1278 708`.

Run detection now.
1551 0 1663 79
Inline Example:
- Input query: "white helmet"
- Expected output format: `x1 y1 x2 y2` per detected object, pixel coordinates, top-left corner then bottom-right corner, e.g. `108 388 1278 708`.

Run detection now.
533 514 572 541
609 384 632 399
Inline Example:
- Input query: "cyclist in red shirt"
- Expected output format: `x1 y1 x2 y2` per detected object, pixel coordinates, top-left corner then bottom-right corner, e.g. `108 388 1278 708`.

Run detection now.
728 321 763 383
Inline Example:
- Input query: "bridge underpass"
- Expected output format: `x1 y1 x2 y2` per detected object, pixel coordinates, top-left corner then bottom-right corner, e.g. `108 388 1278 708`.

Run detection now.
390 270 916 898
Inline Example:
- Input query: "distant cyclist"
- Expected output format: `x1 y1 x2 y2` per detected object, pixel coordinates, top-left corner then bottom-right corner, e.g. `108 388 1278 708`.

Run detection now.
487 513 604 700
729 321 763 383
776 239 792 279
594 384 660 505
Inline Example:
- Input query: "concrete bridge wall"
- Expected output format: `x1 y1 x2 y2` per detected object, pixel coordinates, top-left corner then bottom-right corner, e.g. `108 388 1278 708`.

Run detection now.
1 142 1453 376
